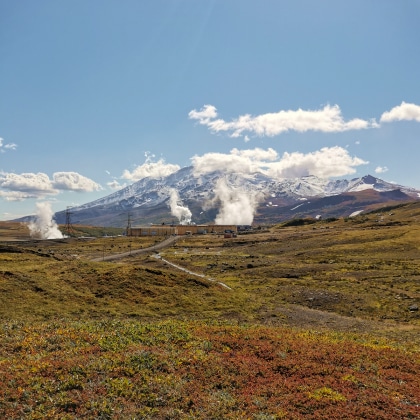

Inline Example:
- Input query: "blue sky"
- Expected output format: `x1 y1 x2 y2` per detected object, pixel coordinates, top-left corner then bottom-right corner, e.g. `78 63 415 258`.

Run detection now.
1 0 420 220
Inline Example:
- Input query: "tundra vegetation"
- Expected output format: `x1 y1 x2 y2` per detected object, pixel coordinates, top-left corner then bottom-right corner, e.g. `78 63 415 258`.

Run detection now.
0 203 419 419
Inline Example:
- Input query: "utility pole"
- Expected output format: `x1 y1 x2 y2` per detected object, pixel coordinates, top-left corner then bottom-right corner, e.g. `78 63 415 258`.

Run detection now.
126 213 132 236
64 206 75 237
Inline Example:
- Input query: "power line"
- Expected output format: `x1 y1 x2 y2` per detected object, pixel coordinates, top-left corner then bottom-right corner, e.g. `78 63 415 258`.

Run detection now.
64 206 75 237
126 213 132 236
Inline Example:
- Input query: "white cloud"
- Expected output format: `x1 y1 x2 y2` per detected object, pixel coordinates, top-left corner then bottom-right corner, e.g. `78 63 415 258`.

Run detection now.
122 153 180 181
266 147 368 179
0 190 39 201
0 137 17 153
380 102 420 123
4 143 17 150
188 104 218 124
192 146 368 179
375 166 389 174
107 180 126 190
52 172 102 192
189 104 378 138
0 170 102 200
0 172 57 195
192 147 278 176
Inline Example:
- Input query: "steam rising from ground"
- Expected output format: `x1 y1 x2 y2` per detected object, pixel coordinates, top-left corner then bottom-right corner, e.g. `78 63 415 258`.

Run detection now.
28 202 64 239
169 189 192 225
208 178 261 225
190 146 369 225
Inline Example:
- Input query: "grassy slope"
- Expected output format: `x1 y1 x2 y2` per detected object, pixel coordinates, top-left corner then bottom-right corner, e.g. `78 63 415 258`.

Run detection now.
1 203 419 419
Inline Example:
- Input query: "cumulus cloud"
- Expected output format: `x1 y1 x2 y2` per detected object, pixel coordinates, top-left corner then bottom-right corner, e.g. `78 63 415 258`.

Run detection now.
192 146 367 179
52 172 102 192
380 101 420 123
0 171 102 201
266 147 368 179
122 152 180 181
189 104 378 138
375 166 389 174
0 172 57 195
0 137 17 153
192 147 278 176
188 104 218 124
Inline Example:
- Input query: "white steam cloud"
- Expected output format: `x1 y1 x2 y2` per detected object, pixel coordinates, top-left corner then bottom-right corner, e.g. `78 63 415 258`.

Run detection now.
28 202 64 239
191 146 368 225
211 178 262 225
169 189 192 225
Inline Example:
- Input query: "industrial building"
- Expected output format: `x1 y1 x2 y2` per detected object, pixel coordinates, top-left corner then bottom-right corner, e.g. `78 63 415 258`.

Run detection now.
127 224 238 237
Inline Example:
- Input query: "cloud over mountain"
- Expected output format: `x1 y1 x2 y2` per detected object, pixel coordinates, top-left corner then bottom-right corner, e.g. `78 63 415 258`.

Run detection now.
192 146 368 179
122 153 181 181
265 147 368 179
52 172 102 192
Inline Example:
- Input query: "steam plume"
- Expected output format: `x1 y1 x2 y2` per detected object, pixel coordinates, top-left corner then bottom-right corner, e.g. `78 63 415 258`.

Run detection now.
212 178 261 225
169 189 192 225
28 202 64 239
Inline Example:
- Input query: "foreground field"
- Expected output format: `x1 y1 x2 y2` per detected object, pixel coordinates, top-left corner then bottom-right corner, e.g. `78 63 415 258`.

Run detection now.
1 320 419 419
1 203 419 418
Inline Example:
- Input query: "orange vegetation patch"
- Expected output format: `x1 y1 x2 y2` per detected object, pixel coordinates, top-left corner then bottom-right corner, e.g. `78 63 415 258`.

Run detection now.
1 319 419 419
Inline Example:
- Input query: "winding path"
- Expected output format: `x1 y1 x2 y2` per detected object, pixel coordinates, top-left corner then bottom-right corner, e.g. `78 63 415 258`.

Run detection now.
152 253 232 290
91 235 179 262
91 235 232 290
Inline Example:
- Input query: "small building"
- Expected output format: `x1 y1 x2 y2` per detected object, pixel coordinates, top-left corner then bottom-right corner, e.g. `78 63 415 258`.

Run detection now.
127 224 238 237
127 226 176 237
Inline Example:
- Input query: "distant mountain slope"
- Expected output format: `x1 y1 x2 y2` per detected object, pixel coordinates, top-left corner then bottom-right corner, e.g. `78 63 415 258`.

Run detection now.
48 168 420 226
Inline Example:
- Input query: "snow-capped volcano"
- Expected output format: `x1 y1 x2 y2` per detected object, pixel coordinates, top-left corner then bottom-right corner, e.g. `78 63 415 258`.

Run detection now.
53 168 420 227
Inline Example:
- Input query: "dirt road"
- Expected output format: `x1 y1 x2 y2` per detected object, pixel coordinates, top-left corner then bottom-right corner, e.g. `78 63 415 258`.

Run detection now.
91 235 179 262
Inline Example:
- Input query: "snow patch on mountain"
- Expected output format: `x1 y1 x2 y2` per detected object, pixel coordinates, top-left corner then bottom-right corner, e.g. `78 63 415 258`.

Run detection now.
66 167 419 226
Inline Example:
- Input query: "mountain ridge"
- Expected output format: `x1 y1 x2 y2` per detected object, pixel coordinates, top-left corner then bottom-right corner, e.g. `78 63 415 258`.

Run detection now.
47 167 420 227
